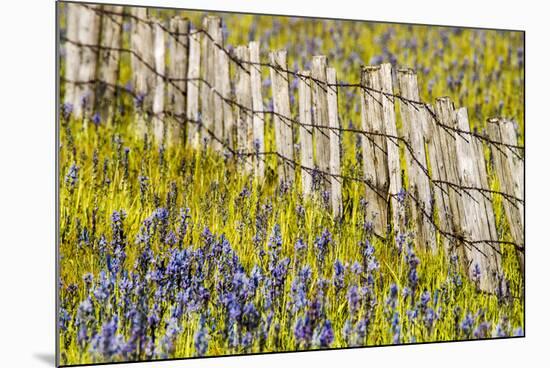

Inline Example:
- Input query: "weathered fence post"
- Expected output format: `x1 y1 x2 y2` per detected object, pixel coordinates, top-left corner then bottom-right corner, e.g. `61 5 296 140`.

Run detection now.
269 50 294 184
186 29 201 148
74 4 101 120
235 45 253 172
311 56 331 192
424 104 453 251
130 7 154 136
298 71 314 196
326 67 343 217
378 63 402 232
64 3 81 109
249 41 265 179
212 20 225 152
455 108 502 292
96 5 123 124
200 16 222 149
360 65 389 237
152 20 166 144
397 68 436 252
215 34 234 151
471 136 499 253
434 97 466 254
167 16 189 144
487 118 524 273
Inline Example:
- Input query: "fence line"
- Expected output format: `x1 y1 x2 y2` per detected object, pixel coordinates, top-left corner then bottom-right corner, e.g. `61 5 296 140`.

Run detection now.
60 36 524 160
61 74 523 206
60 3 524 294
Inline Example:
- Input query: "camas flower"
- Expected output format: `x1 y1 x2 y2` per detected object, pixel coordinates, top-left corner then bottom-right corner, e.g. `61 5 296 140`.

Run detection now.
333 260 345 292
59 307 71 331
474 321 491 339
472 263 481 284
62 102 73 119
295 238 307 253
65 163 79 188
420 290 431 309
92 112 101 126
347 285 360 317
194 317 209 357
314 229 332 265
461 312 475 336
386 283 399 309
316 319 334 347
90 316 123 359
241 302 261 330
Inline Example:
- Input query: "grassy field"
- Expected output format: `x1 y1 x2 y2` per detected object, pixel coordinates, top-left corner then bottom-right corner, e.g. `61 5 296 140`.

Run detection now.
58 5 524 366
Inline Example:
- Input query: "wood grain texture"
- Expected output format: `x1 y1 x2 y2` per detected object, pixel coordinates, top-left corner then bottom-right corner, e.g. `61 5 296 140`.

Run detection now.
378 63 402 233
64 3 81 108
434 97 465 254
186 30 201 148
397 68 436 252
235 46 253 173
74 3 101 120
327 67 343 217
425 104 452 251
311 56 331 191
269 50 294 184
455 108 501 292
167 17 189 145
130 7 154 136
200 16 221 148
298 71 314 196
361 65 389 237
97 5 123 123
488 118 524 273
217 46 235 151
249 41 265 179
211 20 224 152
152 20 165 144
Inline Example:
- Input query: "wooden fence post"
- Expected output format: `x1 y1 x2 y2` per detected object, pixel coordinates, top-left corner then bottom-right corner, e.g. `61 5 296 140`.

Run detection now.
487 118 524 273
249 41 265 179
167 16 189 144
152 20 166 144
186 29 201 148
472 136 499 255
130 7 154 136
378 63 402 232
96 5 123 123
360 65 389 237
212 20 225 152
269 50 294 184
235 45 253 172
455 108 502 292
64 3 81 109
311 56 331 191
397 68 436 252
326 67 343 217
200 16 222 149
434 97 466 254
424 104 453 251
74 4 101 120
216 35 235 151
298 71 314 196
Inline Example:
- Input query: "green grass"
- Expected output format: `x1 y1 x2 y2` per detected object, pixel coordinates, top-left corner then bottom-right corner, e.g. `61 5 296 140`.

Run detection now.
58 4 524 365
58 112 523 364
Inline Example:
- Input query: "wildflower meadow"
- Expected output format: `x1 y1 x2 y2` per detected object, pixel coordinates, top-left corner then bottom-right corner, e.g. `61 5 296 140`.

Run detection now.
57 3 524 366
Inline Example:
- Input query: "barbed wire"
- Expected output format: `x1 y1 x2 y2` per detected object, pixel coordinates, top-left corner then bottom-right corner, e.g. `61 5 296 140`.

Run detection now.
61 67 524 210
60 5 525 254
96 107 527 254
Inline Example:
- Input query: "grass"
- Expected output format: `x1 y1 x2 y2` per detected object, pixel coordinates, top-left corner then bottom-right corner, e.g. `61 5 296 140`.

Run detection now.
57 4 524 366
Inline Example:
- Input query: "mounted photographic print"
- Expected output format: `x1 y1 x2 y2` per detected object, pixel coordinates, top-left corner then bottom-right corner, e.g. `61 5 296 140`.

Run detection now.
56 1 525 366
